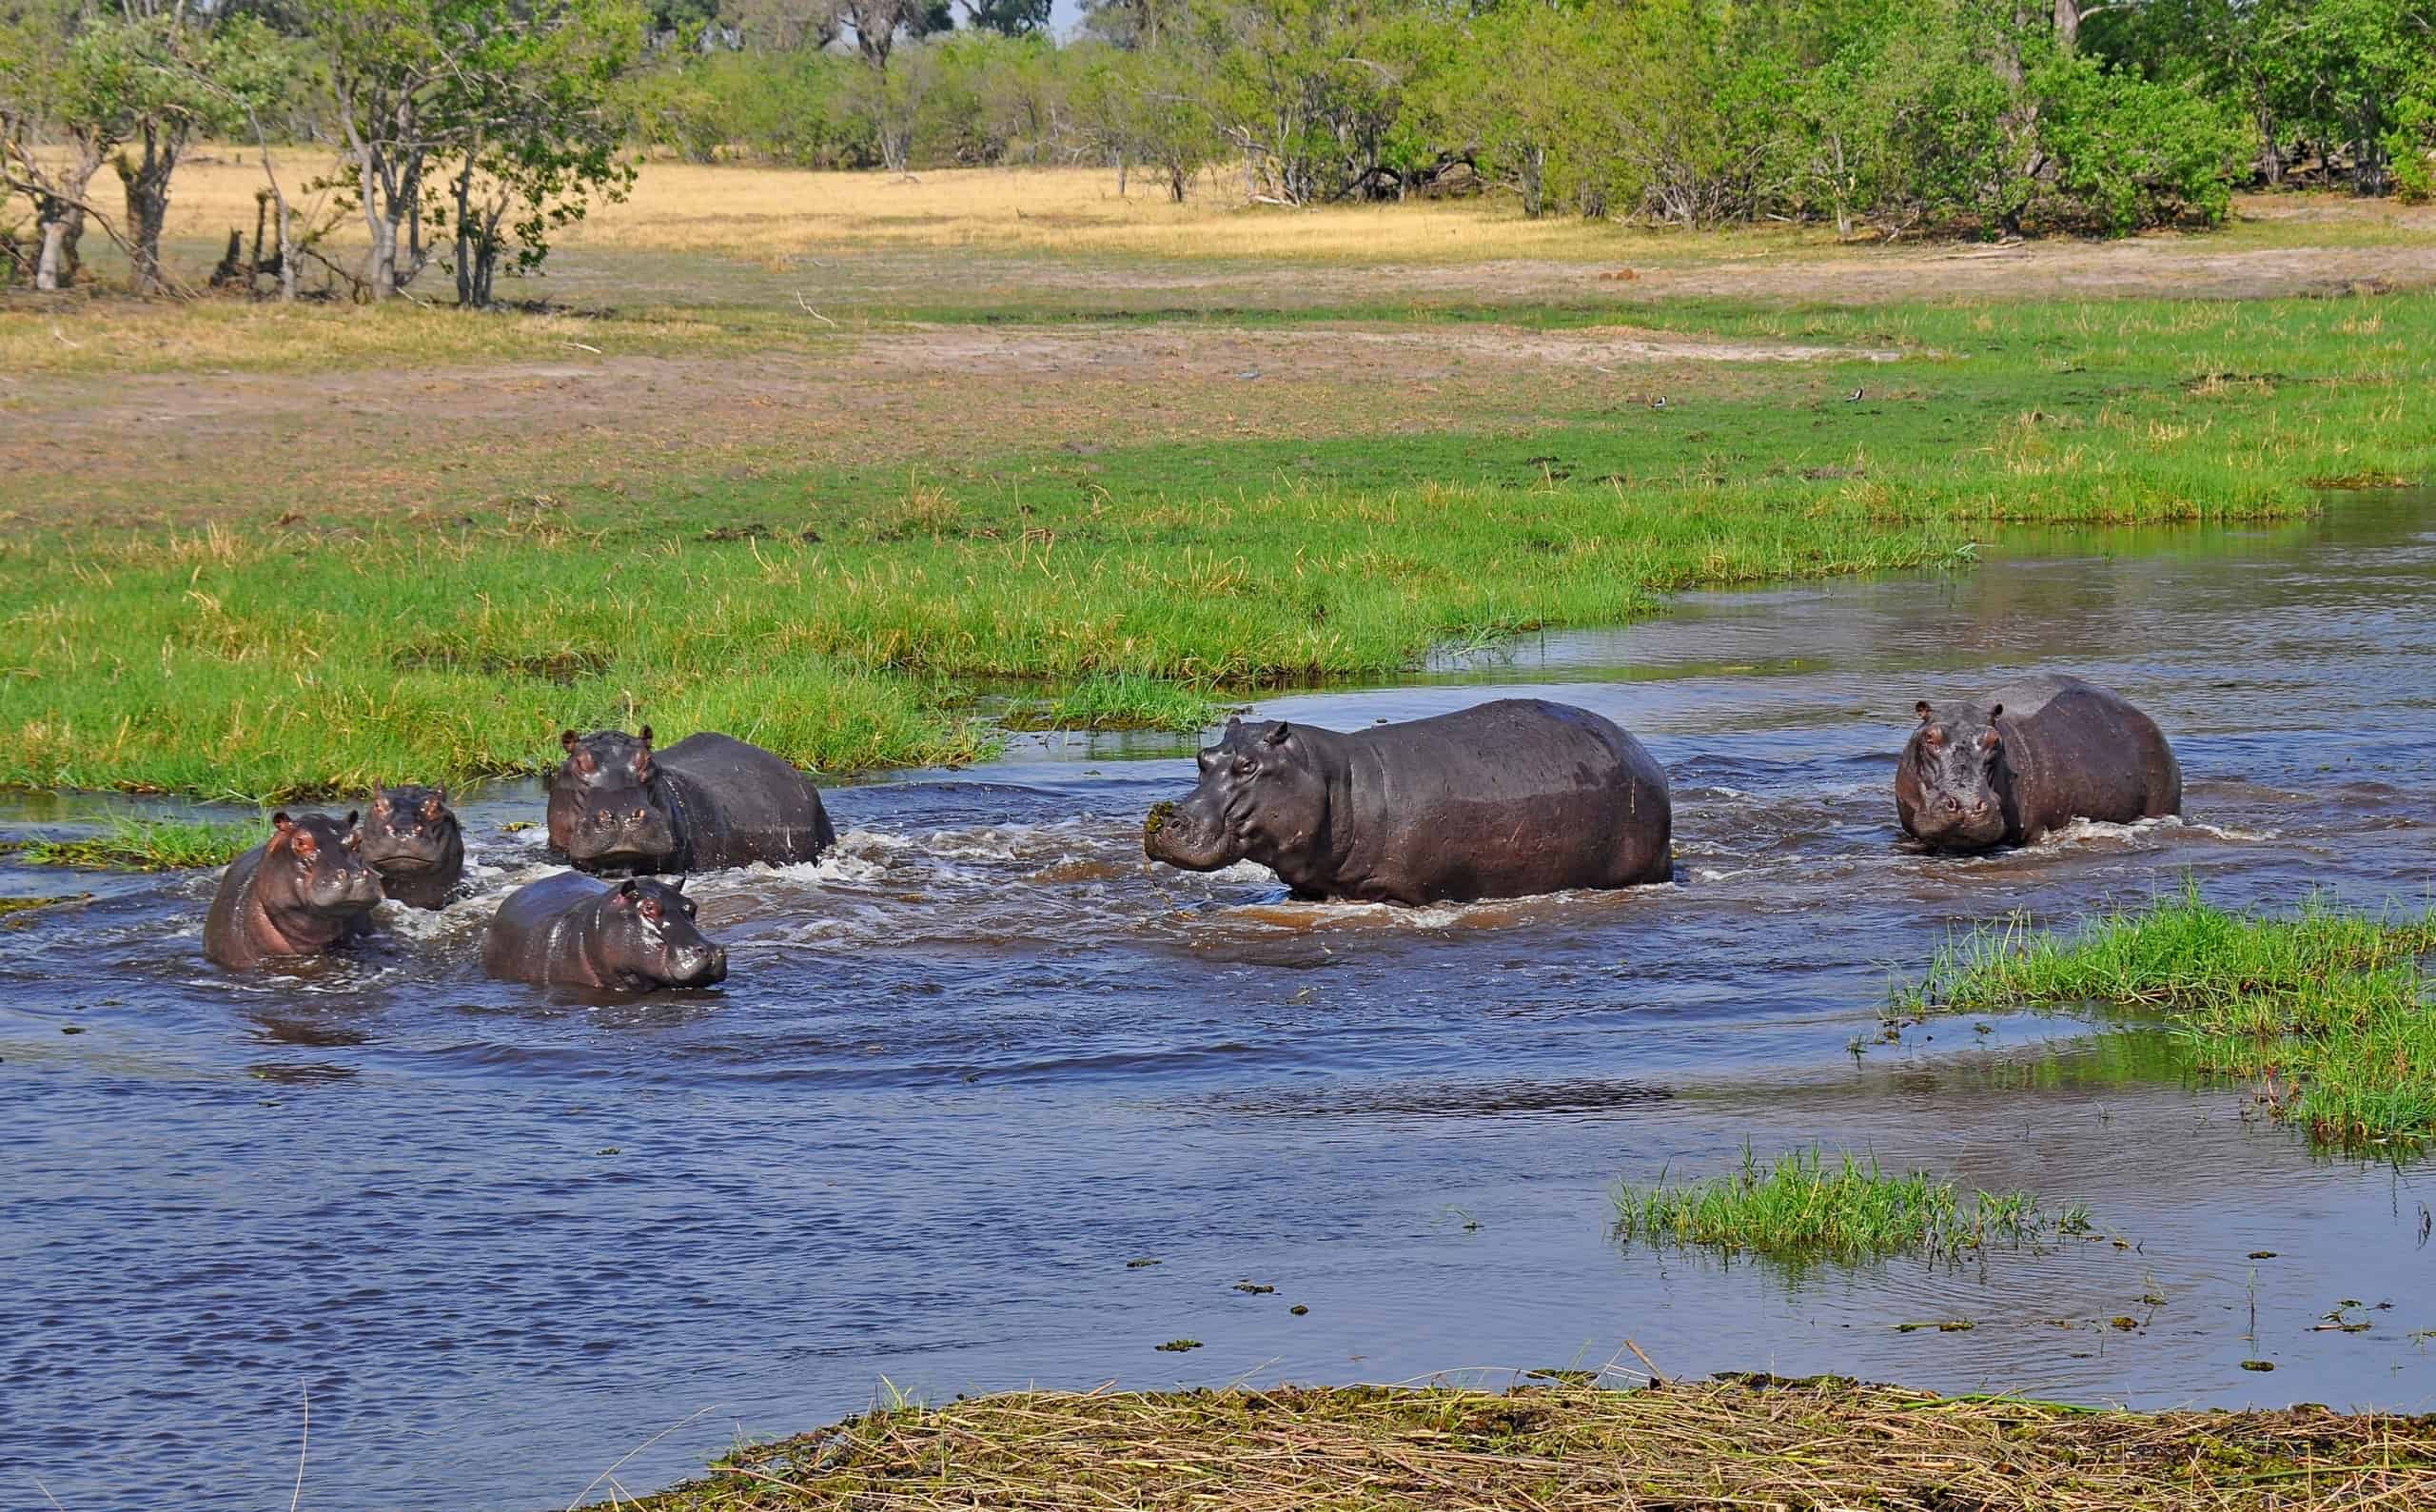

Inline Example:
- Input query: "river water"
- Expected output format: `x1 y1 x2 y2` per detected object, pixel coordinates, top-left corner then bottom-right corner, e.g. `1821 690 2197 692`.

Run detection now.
5 492 2434 1510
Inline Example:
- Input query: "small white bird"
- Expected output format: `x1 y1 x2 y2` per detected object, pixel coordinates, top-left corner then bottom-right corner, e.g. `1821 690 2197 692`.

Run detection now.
1847 386 1866 403
1648 395 1668 411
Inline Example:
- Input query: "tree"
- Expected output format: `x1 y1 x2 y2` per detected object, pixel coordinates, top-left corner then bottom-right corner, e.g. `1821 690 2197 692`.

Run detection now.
0 3 115 290
437 0 640 305
839 0 952 71
312 0 642 302
959 0 1050 36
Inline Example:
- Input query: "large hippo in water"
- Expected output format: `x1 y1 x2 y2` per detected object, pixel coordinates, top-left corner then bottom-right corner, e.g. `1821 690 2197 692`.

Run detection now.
1144 698 1672 904
547 727 835 875
203 811 384 970
481 873 727 991
1897 675 2181 852
358 785 464 909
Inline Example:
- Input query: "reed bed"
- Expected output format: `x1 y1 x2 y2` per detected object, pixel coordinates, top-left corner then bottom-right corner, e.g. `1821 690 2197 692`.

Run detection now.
612 1376 2436 1510
1901 883 2436 1150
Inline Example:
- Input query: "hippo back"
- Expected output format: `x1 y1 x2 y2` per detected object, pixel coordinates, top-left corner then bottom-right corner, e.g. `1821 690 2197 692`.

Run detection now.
481 871 603 978
202 843 271 968
1992 676 2181 838
654 733 836 871
1333 698 1670 901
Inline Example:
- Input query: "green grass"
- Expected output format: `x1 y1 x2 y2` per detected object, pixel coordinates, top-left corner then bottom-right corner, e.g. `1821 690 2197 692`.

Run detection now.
20 817 260 871
1900 881 2436 1150
3 290 2430 797
997 675 1232 734
1613 1144 2085 1265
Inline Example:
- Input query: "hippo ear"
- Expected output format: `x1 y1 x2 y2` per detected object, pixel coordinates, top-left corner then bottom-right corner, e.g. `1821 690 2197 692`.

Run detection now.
673 874 687 893
561 730 580 752
1977 729 2001 754
1226 716 1243 729
617 879 638 901
638 725 654 748
1915 700 1932 721
271 811 294 831
372 793 392 816
1988 703 2004 722
1261 721 1291 747
344 810 360 827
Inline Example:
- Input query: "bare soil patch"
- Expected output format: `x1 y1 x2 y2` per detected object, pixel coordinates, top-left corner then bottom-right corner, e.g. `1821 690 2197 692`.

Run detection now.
0 323 1857 523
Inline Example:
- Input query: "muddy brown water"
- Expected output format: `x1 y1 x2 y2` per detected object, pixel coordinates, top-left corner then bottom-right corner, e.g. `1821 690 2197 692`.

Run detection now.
5 493 2435 1510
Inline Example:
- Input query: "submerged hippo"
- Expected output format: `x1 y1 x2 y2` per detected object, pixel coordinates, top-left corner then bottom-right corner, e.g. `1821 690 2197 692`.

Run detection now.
1898 675 2182 852
547 727 835 875
203 811 383 970
1144 698 1672 904
481 873 727 991
359 785 464 909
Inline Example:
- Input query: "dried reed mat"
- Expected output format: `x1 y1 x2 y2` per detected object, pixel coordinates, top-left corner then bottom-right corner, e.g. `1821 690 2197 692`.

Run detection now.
615 1374 2436 1509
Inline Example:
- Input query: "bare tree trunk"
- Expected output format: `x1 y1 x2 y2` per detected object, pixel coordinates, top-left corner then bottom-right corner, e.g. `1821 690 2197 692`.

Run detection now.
118 124 185 296
31 140 105 292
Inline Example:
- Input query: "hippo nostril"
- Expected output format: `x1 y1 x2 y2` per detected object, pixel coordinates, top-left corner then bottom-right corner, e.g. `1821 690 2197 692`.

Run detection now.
1944 796 1961 814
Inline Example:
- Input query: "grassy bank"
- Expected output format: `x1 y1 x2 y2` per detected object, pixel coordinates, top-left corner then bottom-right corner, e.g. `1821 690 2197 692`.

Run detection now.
1614 1146 2087 1264
1901 884 2436 1150
7 284 2428 798
607 1376 2436 1510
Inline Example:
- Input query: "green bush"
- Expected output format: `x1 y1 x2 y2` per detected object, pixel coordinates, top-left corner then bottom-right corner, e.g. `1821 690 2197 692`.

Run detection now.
2027 53 2247 232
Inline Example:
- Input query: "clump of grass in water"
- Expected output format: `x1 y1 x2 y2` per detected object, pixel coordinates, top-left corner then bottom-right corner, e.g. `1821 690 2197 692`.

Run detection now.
1614 1144 2070 1264
1900 879 2436 1151
999 675 1228 734
21 817 258 872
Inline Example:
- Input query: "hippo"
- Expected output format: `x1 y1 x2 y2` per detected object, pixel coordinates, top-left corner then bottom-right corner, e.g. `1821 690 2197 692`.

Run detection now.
1897 675 2182 852
481 872 727 991
547 727 835 876
203 811 383 970
358 785 465 909
1144 698 1672 904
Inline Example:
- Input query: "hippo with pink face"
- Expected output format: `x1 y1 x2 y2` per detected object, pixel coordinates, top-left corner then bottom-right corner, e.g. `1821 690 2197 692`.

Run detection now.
1897 675 2181 851
203 811 383 970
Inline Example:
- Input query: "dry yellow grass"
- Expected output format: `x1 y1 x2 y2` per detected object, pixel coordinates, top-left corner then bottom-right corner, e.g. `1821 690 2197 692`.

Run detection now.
101 148 1780 266
611 1377 2436 1510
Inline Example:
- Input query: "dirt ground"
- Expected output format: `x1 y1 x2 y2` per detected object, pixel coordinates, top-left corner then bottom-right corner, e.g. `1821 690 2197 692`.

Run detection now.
6 206 2430 526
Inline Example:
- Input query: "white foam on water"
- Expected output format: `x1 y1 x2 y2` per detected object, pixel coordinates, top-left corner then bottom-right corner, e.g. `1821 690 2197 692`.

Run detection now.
2042 814 2273 849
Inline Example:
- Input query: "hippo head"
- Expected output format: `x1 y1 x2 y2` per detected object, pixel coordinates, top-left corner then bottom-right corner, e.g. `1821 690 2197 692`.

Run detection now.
262 810 383 915
1145 717 1326 874
1906 699 2008 850
596 877 727 990
359 785 460 877
549 727 679 873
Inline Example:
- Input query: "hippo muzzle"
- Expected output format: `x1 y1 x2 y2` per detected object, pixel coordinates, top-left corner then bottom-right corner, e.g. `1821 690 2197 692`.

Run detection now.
1143 797 1241 872
1908 795 2007 852
663 942 728 988
566 806 679 870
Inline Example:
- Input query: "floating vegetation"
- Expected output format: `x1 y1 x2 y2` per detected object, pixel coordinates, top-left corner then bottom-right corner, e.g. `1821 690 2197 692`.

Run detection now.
606 1376 2436 1510
1614 1145 2083 1265
999 675 1229 735
0 893 93 918
20 818 258 872
1899 881 2436 1151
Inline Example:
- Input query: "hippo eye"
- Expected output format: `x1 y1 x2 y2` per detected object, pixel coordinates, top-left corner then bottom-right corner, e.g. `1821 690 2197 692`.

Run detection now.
1230 755 1256 776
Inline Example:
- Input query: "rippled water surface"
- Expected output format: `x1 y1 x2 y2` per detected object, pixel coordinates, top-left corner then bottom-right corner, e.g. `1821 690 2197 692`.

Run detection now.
7 494 2436 1510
